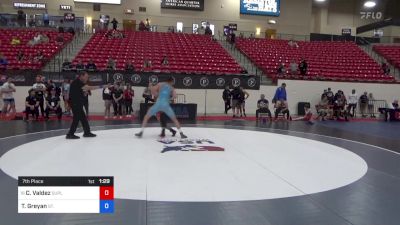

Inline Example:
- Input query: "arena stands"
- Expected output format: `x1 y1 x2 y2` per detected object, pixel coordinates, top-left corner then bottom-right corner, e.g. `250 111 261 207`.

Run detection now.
0 28 73 70
73 31 243 74
236 38 395 82
373 45 400 69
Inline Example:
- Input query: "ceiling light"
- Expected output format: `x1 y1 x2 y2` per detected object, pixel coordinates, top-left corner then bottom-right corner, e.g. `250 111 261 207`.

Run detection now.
315 0 326 2
268 20 276 24
364 1 376 8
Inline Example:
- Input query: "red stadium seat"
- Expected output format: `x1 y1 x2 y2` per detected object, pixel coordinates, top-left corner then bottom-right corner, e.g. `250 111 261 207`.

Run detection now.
235 38 395 82
0 28 73 70
73 31 242 75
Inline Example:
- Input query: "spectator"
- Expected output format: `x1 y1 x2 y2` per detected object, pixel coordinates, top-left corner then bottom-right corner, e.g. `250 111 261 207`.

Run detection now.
16 50 25 61
62 59 72 71
256 94 272 120
111 18 118 30
239 87 250 117
359 92 369 118
10 36 21 45
289 60 298 75
102 83 113 119
28 15 36 27
274 100 290 120
125 61 135 72
299 58 308 76
32 76 46 118
33 50 44 62
145 18 150 31
321 89 327 100
56 33 64 45
316 95 330 121
75 60 85 71
139 20 146 31
293 104 314 124
230 32 236 47
368 93 376 118
277 63 286 76
142 84 154 104
222 86 231 114
86 59 97 71
326 87 334 105
28 33 48 46
384 100 400 121
124 84 134 117
273 83 287 102
43 10 49 27
143 58 152 69
161 56 169 66
288 39 299 48
17 10 26 27
0 53 8 66
45 89 62 120
205 26 212 35
382 62 390 75
112 83 123 118
62 79 71 115
45 79 55 95
347 89 358 118
230 87 242 118
168 26 175 33
58 19 64 33
1 76 16 119
333 90 348 121
25 89 40 121
106 57 116 70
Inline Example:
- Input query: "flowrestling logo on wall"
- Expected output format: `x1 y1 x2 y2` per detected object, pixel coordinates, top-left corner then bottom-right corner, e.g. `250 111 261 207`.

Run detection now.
360 11 383 20
130 74 141 84
232 78 241 87
158 138 225 153
216 78 226 87
113 73 124 82
149 75 159 84
240 0 280 16
183 77 193 87
200 77 209 87
247 77 256 87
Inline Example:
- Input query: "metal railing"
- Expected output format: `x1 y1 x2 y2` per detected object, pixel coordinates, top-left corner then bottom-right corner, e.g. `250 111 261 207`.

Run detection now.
356 100 387 117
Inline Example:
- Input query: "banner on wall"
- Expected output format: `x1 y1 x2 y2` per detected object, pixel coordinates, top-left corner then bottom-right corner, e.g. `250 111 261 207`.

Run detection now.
240 0 280 16
161 0 204 11
342 28 352 36
13 2 46 9
60 5 72 11
64 13 75 22
5 70 260 90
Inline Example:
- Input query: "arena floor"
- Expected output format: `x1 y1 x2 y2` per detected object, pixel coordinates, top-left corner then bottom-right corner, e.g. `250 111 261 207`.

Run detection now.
1 119 400 225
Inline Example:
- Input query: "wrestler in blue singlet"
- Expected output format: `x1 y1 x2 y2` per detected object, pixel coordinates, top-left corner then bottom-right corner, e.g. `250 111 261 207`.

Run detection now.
147 83 176 119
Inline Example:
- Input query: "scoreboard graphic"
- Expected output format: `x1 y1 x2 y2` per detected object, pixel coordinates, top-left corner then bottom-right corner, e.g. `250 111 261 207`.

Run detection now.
240 0 280 17
18 177 114 213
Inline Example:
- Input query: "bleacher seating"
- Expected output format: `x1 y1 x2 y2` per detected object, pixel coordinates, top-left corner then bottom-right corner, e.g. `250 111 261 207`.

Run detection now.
73 31 243 74
236 38 395 82
0 28 73 70
373 45 400 69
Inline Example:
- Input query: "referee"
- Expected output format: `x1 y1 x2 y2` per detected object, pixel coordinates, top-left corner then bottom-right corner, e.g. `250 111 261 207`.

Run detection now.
66 72 101 139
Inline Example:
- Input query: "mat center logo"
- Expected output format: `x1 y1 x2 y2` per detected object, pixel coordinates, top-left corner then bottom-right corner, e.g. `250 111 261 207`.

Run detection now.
158 138 225 153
